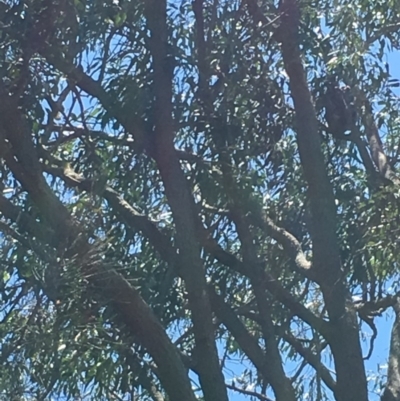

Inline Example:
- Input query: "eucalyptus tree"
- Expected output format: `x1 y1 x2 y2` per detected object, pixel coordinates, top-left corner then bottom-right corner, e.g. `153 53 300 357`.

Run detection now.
0 0 400 400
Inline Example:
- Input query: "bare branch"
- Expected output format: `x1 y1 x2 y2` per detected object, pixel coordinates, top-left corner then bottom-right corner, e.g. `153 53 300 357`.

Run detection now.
226 383 274 401
353 87 400 186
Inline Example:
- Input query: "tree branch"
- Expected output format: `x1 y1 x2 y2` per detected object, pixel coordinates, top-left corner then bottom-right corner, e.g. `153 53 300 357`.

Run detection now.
0 96 197 401
353 87 400 186
226 383 274 401
276 2 368 400
382 297 400 401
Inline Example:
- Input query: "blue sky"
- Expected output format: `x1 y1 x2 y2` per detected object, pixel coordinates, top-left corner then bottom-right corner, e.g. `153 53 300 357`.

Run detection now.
53 36 400 401
226 48 400 401
2 5 400 399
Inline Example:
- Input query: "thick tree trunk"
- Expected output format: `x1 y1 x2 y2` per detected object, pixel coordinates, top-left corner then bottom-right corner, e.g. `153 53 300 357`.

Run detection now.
143 2 229 401
277 1 368 400
382 298 400 401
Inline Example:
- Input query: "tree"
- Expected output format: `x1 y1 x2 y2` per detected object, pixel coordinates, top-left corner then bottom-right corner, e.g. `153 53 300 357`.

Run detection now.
0 0 400 400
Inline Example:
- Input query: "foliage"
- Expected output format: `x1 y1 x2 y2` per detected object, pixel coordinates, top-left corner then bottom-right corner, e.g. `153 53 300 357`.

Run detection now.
0 0 400 400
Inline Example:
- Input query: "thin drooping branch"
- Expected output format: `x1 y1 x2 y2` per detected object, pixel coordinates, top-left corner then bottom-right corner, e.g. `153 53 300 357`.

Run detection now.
0 194 57 248
279 331 336 391
226 383 274 401
244 0 278 29
247 275 296 401
0 197 196 401
366 22 400 47
0 202 196 401
199 225 330 337
40 50 148 153
354 87 400 186
210 286 295 401
0 89 74 241
192 0 209 95
0 97 197 401
0 219 52 267
349 130 378 179
238 308 336 391
228 201 296 401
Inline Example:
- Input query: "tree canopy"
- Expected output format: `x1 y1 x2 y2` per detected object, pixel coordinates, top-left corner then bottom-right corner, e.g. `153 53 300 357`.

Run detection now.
0 0 400 400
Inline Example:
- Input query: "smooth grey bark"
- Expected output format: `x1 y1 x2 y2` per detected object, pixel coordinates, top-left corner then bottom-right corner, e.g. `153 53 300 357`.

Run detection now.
143 2 229 401
382 298 400 401
276 1 368 400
